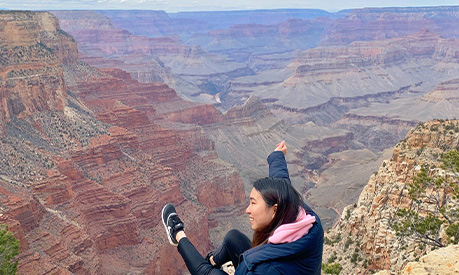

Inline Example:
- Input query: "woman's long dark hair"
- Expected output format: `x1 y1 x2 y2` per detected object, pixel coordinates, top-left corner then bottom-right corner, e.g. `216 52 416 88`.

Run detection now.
251 177 303 247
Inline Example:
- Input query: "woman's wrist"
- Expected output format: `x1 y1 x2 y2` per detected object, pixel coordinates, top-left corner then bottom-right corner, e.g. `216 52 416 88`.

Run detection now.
209 255 216 266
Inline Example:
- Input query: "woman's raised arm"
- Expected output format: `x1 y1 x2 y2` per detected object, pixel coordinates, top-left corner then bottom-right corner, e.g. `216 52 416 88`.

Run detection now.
267 141 290 181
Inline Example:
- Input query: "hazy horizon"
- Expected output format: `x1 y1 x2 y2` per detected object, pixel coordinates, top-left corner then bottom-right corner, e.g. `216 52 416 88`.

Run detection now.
1 0 458 13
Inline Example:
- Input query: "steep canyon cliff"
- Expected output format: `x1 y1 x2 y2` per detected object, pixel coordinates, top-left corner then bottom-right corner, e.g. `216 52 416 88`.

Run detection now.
0 11 246 274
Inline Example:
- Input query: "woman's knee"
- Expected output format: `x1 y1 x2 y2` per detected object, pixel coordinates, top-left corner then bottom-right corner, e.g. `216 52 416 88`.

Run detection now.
223 229 245 242
223 229 251 252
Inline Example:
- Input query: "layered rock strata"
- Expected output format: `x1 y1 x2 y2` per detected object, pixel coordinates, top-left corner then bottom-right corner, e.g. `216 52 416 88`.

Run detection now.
52 10 254 104
0 11 74 128
323 120 459 274
228 29 459 109
0 11 247 274
323 6 459 45
422 77 459 102
67 64 247 274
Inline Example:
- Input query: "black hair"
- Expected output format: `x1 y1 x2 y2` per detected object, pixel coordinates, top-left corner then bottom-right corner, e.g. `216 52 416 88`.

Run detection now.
251 177 303 247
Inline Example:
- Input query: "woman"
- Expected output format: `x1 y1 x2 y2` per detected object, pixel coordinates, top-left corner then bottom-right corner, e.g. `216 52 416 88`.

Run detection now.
162 141 323 274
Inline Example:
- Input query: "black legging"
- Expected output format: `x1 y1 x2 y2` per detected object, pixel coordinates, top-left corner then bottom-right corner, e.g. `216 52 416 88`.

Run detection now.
177 229 251 275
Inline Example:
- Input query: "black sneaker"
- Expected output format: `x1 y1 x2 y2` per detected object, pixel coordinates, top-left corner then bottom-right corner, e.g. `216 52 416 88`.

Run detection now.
161 203 184 246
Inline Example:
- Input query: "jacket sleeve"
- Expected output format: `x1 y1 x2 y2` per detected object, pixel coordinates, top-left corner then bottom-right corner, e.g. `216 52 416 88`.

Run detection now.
267 151 290 181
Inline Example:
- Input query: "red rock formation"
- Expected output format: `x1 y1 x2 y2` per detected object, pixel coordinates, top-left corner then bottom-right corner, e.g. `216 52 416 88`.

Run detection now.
68 72 247 272
1 11 247 275
0 182 44 239
0 12 75 126
65 73 231 271
0 176 101 274
167 104 224 125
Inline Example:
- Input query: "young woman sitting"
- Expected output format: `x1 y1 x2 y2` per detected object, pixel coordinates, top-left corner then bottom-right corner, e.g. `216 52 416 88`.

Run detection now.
162 141 324 274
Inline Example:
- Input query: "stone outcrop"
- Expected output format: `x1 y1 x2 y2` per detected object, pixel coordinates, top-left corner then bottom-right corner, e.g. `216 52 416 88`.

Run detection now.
295 30 449 75
0 11 76 129
375 245 459 275
185 17 331 59
223 95 272 121
282 29 459 104
0 175 101 274
166 104 224 125
399 244 459 275
323 120 459 274
224 31 459 118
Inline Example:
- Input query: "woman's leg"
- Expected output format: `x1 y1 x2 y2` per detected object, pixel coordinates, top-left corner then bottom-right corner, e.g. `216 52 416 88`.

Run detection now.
162 203 232 275
211 229 251 269
177 235 228 275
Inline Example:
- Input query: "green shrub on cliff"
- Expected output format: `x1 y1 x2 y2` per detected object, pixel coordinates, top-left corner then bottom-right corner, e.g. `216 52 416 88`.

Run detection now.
0 225 19 275
442 149 459 174
393 149 459 248
322 262 343 274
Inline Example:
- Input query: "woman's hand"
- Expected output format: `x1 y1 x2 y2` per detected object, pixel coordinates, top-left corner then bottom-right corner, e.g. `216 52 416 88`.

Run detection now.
274 140 287 155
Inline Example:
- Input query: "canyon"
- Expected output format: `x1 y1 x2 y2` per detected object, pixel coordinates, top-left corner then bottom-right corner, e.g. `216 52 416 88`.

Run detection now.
50 6 459 226
0 5 459 274
0 11 246 274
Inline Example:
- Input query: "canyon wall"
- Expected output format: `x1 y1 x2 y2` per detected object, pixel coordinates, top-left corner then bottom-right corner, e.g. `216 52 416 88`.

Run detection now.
0 11 72 127
227 29 459 109
0 11 247 274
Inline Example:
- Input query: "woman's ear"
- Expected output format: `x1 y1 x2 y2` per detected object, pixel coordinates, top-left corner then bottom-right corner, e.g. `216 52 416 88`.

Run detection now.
272 204 278 218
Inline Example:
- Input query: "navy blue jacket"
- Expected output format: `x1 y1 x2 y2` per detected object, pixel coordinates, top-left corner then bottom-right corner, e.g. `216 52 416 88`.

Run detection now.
267 151 290 181
235 151 324 275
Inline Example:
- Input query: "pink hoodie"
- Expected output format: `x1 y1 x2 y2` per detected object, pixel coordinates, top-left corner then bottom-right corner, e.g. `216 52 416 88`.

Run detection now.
268 207 316 244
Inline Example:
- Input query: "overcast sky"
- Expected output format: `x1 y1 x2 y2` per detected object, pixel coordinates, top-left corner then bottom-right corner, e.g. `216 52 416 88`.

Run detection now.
1 0 458 13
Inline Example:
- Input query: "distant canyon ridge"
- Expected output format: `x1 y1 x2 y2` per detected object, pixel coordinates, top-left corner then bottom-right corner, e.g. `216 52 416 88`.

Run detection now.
0 6 459 274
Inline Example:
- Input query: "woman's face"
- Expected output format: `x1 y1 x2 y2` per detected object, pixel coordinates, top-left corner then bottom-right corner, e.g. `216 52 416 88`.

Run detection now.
246 188 276 231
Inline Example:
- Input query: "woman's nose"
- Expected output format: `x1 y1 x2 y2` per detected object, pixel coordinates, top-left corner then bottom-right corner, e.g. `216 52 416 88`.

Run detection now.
245 205 250 214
